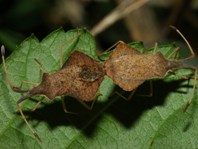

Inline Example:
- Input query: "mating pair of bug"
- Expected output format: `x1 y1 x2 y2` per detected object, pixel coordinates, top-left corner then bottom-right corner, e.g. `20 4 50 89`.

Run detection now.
1 26 197 142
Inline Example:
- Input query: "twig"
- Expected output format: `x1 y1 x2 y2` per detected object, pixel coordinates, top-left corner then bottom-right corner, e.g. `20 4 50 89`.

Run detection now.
91 0 150 36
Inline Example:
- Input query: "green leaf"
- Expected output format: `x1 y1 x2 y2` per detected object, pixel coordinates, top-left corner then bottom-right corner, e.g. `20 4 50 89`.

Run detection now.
0 29 198 149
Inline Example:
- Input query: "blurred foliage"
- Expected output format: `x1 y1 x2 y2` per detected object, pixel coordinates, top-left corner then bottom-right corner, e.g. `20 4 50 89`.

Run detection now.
1 0 198 52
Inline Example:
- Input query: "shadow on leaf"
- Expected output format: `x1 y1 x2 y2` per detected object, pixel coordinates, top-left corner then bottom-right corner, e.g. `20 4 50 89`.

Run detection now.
16 78 191 138
105 79 191 128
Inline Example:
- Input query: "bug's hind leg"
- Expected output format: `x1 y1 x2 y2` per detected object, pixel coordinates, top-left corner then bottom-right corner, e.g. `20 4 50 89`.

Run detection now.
61 98 78 114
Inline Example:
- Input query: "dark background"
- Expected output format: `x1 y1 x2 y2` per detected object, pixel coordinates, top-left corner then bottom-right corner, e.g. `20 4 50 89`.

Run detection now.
0 0 198 54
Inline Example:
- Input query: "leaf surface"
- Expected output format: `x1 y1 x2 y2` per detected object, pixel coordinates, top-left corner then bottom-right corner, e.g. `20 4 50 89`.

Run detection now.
0 29 198 149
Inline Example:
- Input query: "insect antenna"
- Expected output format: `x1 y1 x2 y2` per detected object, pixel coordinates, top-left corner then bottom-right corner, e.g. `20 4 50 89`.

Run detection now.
1 45 30 93
1 45 42 142
170 26 197 112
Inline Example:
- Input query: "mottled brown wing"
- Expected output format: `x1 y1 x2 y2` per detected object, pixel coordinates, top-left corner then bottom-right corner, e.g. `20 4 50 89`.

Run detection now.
62 51 104 82
104 42 169 91
104 42 143 91
61 51 104 101
31 51 104 102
